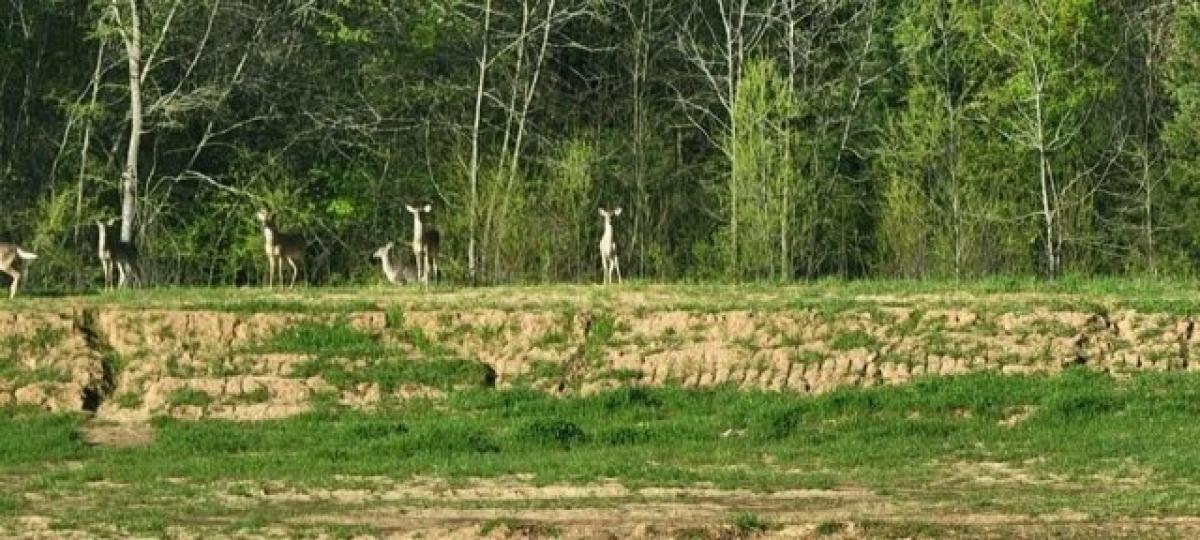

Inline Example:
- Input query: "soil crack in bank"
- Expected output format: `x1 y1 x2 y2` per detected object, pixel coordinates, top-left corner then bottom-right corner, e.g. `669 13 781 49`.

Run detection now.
74 308 119 414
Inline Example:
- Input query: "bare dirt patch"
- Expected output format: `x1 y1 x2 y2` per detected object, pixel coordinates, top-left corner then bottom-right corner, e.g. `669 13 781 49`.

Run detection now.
81 421 154 448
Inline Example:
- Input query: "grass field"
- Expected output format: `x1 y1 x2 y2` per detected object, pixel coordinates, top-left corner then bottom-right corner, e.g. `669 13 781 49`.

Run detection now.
4 282 1200 537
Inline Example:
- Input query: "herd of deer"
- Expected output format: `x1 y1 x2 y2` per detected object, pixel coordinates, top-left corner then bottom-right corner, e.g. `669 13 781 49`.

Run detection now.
0 204 625 298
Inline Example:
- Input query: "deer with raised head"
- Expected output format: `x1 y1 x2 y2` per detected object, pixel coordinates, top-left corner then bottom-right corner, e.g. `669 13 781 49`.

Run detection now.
372 242 418 285
0 243 37 299
96 217 140 290
405 204 440 285
599 207 622 285
255 209 305 288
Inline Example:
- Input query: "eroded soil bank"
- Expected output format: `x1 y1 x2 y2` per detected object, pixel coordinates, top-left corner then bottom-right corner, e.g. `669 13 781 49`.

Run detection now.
1 289 1195 422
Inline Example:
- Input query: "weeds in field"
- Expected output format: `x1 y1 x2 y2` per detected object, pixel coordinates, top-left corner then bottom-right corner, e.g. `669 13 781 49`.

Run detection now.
728 511 777 534
167 388 213 408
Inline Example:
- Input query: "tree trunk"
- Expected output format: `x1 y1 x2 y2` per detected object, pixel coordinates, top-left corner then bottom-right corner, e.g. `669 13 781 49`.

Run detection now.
119 0 143 244
468 0 492 284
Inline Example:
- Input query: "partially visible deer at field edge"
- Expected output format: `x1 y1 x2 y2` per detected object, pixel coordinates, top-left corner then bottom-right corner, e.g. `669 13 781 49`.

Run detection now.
372 241 418 285
0 243 38 298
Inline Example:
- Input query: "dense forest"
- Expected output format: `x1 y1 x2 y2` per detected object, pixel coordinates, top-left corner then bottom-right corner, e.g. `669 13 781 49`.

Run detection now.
2 0 1200 286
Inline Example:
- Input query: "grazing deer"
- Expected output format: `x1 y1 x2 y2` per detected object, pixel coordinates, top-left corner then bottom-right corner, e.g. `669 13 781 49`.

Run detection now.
405 204 440 285
254 209 305 288
0 243 38 299
372 242 418 285
96 218 140 290
599 207 622 285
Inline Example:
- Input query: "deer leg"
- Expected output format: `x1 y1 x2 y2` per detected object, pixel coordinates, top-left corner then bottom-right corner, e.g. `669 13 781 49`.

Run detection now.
266 257 275 288
287 258 299 288
614 256 622 285
125 263 135 288
117 263 128 289
8 271 19 299
101 260 109 291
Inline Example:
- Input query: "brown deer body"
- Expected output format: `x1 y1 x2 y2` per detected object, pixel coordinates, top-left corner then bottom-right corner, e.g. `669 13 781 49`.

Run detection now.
96 218 140 290
405 204 440 285
255 210 305 288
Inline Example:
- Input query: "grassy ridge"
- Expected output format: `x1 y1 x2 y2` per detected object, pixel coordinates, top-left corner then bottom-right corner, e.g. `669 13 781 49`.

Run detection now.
5 278 1200 314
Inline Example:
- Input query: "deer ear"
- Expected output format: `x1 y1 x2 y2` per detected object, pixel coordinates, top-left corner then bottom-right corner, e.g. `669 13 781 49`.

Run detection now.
598 209 607 217
613 208 622 216
405 205 416 213
422 204 432 213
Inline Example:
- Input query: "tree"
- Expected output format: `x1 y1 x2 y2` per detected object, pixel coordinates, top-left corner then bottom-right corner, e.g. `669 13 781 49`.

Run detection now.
983 0 1118 276
877 0 992 278
1161 2 1200 271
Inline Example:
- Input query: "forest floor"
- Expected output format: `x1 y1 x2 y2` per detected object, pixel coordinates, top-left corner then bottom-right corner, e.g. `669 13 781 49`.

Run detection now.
4 281 1200 538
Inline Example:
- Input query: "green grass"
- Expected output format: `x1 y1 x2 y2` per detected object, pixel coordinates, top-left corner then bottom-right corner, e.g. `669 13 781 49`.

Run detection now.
0 363 72 386
290 356 494 392
232 386 271 404
2 371 1200 497
728 511 776 534
828 329 880 351
593 368 644 382
253 322 383 356
480 518 561 537
114 392 143 408
167 388 214 408
5 279 1200 319
815 520 845 535
6 371 1200 533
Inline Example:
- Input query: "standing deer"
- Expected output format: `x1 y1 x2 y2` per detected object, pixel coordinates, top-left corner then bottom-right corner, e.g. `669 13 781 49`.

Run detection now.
255 209 305 288
599 207 622 285
372 242 418 285
0 243 38 299
96 218 140 290
405 204 440 285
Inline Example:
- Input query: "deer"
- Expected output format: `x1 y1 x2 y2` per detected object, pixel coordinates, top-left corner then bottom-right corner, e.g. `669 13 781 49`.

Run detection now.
0 243 38 299
599 207 622 285
405 204 441 285
96 217 140 290
254 209 305 288
372 242 418 285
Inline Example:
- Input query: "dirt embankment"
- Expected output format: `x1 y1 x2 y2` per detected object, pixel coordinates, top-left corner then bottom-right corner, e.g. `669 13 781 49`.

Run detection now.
0 303 1195 421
